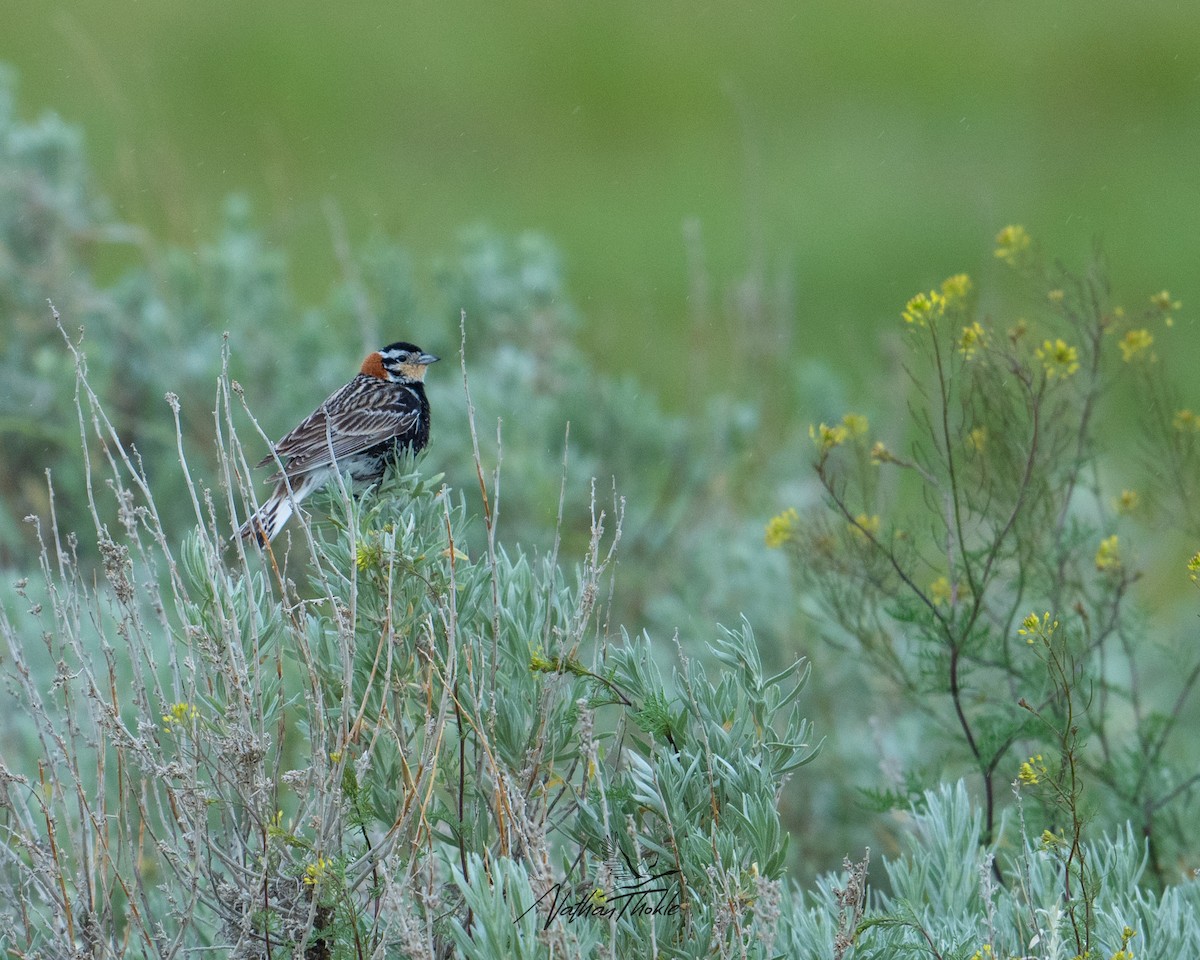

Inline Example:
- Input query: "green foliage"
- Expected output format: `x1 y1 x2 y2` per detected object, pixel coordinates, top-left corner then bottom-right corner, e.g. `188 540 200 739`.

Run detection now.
7 336 1197 955
773 237 1200 949
0 334 817 956
779 783 1200 959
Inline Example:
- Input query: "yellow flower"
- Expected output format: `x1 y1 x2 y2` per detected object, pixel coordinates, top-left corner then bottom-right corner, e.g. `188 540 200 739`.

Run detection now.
940 273 972 306
1036 338 1080 379
959 321 986 360
966 425 988 453
303 856 331 887
848 513 881 541
1173 409 1199 432
1041 829 1063 849
1115 489 1139 514
870 440 896 465
968 946 993 960
765 508 800 549
929 576 952 606
1047 288 1065 304
902 289 945 326
1187 552 1200 584
1110 924 1137 960
1018 754 1044 786
841 412 869 437
903 291 930 325
994 225 1032 266
355 541 383 571
1118 328 1154 362
1018 611 1058 644
162 702 199 732
1095 535 1120 572
810 422 849 453
1151 289 1181 326
903 290 942 326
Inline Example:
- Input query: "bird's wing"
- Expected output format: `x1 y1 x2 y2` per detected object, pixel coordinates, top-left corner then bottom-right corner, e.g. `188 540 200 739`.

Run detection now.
257 378 422 477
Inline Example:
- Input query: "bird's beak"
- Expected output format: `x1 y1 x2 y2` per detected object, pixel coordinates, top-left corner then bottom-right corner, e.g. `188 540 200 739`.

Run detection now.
418 352 440 365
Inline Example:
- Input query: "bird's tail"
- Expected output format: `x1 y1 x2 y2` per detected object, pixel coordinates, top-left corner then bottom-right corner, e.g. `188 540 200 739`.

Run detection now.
238 476 315 545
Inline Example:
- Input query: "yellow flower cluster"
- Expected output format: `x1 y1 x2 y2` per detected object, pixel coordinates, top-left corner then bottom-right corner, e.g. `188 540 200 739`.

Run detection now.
1095 535 1120 572
162 702 199 732
1115 489 1139 514
355 540 383 571
848 513 881 541
994 225 1032 266
1187 552 1200 584
1018 753 1045 786
1173 409 1200 432
870 440 896 465
810 413 869 454
841 412 869 437
959 321 986 360
941 273 972 306
929 576 952 606
902 274 973 326
902 290 940 326
1018 611 1059 644
966 426 988 453
810 421 849 453
1035 338 1080 379
1118 328 1154 362
764 508 799 549
1110 925 1137 960
968 945 993 960
303 855 331 887
1151 289 1181 326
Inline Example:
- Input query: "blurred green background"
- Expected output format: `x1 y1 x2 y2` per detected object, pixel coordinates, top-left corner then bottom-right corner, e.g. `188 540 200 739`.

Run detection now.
5 0 1198 406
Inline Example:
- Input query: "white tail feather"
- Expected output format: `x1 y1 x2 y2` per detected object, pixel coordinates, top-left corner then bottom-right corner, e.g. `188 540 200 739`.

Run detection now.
239 474 321 545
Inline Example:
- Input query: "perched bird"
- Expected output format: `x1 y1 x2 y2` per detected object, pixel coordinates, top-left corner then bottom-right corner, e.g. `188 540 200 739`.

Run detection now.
239 341 439 544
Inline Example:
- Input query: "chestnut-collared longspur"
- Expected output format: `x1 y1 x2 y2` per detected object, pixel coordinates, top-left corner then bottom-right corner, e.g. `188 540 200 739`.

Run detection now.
239 341 439 545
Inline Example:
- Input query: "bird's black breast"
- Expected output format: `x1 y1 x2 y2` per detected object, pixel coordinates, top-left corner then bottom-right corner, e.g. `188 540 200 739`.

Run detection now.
367 382 431 463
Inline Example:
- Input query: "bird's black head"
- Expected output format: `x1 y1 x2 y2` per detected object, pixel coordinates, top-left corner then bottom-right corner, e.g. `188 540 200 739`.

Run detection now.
361 342 440 382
